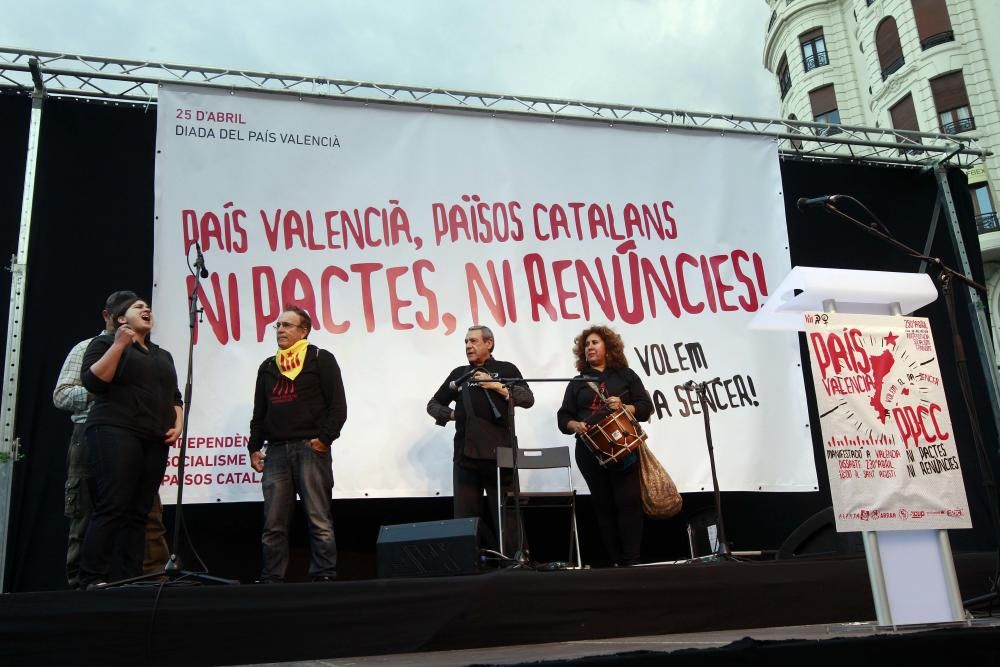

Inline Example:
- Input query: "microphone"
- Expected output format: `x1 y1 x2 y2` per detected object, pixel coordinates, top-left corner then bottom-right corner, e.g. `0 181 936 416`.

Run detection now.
194 242 209 279
796 195 840 212
449 367 479 391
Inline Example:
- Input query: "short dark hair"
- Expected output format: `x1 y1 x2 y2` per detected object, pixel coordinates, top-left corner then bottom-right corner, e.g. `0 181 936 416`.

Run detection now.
104 290 137 314
283 304 312 335
467 325 494 352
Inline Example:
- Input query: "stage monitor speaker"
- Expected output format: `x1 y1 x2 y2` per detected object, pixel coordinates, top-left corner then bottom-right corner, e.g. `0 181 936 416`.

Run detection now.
686 507 720 558
376 517 482 578
776 506 863 560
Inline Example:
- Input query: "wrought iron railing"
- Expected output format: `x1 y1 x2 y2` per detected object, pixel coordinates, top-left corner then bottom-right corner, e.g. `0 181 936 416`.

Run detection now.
880 56 904 80
976 212 999 234
941 117 976 134
921 31 954 50
803 51 829 72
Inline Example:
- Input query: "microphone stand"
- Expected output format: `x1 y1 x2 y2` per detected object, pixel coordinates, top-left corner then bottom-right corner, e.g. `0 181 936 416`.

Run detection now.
686 379 732 560
100 247 237 588
474 376 594 569
808 196 1000 606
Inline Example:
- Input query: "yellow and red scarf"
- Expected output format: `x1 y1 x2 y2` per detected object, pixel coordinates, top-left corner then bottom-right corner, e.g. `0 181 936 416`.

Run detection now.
275 339 309 381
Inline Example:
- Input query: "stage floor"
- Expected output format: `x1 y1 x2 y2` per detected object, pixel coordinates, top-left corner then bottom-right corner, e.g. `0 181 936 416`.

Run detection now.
293 619 1000 666
0 552 995 666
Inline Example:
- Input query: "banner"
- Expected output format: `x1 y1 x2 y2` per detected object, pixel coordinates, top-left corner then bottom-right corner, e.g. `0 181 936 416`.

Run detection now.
153 84 815 503
806 312 971 531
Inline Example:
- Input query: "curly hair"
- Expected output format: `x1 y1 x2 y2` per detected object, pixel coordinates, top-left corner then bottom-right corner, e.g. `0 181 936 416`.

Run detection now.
572 325 628 373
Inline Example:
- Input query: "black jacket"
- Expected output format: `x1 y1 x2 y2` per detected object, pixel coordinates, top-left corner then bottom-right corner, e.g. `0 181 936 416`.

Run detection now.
247 344 347 453
82 334 182 438
557 365 652 434
427 357 534 461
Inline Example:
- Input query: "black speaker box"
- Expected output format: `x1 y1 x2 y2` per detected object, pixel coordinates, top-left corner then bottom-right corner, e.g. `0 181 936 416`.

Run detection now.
376 517 483 578
776 506 864 560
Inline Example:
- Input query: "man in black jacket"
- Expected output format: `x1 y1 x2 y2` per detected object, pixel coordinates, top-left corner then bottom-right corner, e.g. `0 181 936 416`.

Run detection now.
427 325 533 555
248 305 347 583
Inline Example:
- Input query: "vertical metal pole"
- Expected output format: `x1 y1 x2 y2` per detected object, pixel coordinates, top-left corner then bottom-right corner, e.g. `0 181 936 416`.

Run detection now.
0 69 45 592
933 163 1000 443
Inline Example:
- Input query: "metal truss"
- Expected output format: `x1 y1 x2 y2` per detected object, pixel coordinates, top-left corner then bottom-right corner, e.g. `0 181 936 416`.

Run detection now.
0 46 990 168
0 47 990 167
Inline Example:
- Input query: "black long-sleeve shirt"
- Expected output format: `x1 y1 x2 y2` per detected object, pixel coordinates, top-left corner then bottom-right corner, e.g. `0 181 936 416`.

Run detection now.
247 344 347 453
81 334 183 438
557 366 652 434
427 357 534 461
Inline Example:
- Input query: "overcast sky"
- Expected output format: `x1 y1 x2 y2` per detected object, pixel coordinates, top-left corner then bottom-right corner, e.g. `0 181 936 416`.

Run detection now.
1 0 779 117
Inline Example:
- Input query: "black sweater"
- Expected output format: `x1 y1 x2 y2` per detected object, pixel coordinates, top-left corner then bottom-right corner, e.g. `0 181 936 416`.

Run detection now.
81 334 182 439
557 366 652 434
247 344 347 453
427 357 534 461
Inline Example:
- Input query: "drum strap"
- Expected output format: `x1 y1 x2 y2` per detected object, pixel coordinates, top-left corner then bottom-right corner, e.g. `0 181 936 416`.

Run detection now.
587 381 608 402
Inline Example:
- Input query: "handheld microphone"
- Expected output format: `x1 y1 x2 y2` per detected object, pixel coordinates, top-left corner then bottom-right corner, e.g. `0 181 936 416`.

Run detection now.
194 242 209 279
796 195 840 212
449 367 479 391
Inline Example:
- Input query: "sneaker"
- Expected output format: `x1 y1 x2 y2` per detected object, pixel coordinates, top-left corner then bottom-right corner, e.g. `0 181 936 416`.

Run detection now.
311 574 337 583
253 578 281 585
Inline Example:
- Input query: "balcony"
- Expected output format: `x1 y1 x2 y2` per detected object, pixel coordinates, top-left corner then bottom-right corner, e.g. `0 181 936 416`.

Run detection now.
941 117 976 134
976 212 999 234
803 51 829 72
921 31 955 51
881 56 905 80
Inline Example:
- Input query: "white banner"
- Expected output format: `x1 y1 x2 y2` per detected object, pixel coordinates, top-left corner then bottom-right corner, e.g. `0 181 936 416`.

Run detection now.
153 84 815 503
806 312 971 531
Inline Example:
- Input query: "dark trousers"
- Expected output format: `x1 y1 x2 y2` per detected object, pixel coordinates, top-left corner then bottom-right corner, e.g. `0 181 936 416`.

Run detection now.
453 458 516 555
64 423 94 588
79 426 168 586
576 441 643 566
260 441 337 581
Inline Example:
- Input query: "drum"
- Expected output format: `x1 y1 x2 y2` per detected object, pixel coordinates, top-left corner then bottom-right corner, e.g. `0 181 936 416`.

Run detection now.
581 408 647 467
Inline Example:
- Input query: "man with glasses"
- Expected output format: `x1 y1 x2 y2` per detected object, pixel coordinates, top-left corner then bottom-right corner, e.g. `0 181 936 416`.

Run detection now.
247 304 347 583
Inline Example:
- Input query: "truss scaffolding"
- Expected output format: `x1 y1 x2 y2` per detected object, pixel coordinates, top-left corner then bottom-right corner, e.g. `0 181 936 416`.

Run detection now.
0 46 991 168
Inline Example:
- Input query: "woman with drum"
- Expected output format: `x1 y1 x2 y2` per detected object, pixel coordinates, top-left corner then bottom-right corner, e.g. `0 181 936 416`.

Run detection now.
557 325 652 566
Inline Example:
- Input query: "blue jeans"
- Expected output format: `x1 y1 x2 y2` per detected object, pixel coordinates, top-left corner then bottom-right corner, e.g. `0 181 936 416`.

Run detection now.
260 440 337 580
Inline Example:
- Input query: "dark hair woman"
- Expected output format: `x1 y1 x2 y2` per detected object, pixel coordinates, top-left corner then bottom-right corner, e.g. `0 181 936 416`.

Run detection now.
557 325 652 566
77 296 183 588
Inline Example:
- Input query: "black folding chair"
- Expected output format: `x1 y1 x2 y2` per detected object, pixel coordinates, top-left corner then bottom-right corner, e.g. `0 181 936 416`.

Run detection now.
496 446 582 568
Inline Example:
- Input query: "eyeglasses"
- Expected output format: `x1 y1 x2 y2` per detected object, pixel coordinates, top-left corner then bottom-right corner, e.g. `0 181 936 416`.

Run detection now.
273 322 304 330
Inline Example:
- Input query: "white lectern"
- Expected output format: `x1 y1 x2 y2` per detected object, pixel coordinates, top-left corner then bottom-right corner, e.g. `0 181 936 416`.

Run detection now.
752 266 966 626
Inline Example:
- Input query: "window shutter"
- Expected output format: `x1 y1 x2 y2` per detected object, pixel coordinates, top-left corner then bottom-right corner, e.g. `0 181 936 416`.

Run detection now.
809 85 838 116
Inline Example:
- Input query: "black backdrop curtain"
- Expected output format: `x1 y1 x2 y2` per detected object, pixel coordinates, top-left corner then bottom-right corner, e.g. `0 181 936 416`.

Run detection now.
1 94 996 591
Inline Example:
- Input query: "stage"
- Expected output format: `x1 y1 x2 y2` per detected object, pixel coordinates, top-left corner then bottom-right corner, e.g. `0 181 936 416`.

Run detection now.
0 552 995 666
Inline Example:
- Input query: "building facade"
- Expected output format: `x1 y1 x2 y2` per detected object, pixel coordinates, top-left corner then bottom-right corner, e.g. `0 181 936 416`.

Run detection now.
763 0 1000 356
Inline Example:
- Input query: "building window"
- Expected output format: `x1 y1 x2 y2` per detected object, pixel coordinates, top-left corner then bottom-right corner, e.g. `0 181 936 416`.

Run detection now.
971 184 997 233
911 0 954 50
768 11 777 32
777 55 792 99
889 94 923 154
930 71 975 133
809 84 841 135
800 29 829 72
876 18 905 80
866 0 876 6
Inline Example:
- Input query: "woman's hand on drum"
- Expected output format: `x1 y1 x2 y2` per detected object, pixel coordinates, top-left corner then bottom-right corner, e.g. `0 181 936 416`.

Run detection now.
568 420 589 435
